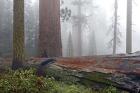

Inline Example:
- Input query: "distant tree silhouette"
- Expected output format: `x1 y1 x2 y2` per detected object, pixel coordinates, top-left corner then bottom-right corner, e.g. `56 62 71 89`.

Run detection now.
126 0 132 53
72 0 96 56
67 32 74 57
0 0 13 57
108 0 121 55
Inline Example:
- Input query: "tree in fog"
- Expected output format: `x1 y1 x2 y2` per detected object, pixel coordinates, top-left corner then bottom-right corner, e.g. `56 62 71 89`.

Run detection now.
72 0 83 56
66 32 74 57
89 29 97 55
87 0 97 56
126 0 132 53
12 0 25 69
0 0 3 30
108 0 121 55
60 0 71 22
0 0 4 56
25 0 39 57
72 0 96 56
0 0 13 57
72 0 88 56
113 0 118 55
39 0 62 57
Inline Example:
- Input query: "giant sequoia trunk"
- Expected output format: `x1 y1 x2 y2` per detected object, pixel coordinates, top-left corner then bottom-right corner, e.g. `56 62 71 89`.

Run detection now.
39 0 62 57
126 0 132 54
12 0 25 69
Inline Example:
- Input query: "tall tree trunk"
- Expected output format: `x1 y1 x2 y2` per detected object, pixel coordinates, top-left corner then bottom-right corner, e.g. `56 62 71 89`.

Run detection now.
12 0 25 70
72 0 83 56
39 0 62 57
77 0 82 56
0 0 3 37
126 0 132 54
113 0 118 55
0 0 3 29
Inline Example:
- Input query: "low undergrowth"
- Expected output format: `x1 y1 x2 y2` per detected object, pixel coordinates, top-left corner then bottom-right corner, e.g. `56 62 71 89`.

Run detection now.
0 68 122 93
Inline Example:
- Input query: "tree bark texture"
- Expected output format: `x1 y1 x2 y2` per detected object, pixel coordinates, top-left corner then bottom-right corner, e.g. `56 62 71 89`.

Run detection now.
12 0 25 69
39 0 62 57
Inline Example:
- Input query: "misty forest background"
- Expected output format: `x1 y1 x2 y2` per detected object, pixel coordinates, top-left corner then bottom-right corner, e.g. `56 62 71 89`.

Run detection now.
0 0 139 58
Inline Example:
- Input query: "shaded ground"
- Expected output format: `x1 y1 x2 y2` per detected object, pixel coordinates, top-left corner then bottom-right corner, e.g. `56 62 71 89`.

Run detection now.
55 55 140 75
0 53 140 92
0 53 140 75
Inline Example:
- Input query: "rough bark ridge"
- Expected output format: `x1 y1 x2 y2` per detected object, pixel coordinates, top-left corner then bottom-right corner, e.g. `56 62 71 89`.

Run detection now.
39 0 62 57
12 0 25 69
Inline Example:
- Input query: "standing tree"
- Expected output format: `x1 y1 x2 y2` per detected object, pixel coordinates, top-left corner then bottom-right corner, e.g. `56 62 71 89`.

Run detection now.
0 0 3 30
72 0 83 56
126 0 132 54
0 0 3 56
72 0 96 56
0 0 13 57
66 32 74 57
87 0 97 56
39 0 62 57
89 29 97 55
12 0 25 69
108 0 121 55
25 0 39 57
113 0 118 55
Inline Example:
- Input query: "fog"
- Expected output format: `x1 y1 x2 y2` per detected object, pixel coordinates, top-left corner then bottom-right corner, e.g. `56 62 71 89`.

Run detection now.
0 0 140 57
61 0 140 56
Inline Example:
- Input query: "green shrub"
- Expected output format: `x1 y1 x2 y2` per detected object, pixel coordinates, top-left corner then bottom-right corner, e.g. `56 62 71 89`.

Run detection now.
100 86 118 93
0 68 92 93
0 68 48 93
0 68 120 93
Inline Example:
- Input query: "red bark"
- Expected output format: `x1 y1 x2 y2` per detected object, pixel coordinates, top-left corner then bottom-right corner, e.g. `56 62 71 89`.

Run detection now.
39 0 62 57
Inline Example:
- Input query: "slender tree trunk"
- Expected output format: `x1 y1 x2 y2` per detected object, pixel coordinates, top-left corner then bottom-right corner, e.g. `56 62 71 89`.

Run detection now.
12 0 25 69
39 0 62 57
126 0 132 54
113 0 118 55
89 30 97 55
0 0 2 26
67 32 74 57
0 1 5 55
77 0 82 56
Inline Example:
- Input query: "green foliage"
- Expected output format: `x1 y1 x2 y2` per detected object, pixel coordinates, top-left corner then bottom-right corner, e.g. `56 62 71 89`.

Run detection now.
0 68 92 93
100 86 118 93
0 68 48 93
0 68 120 93
45 67 80 84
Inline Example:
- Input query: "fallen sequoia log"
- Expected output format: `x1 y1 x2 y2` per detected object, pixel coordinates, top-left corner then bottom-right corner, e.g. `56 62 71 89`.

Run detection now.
37 67 140 93
32 54 140 93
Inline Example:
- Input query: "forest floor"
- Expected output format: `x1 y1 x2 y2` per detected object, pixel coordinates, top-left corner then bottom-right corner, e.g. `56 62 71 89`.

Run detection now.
0 53 140 75
0 53 140 93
